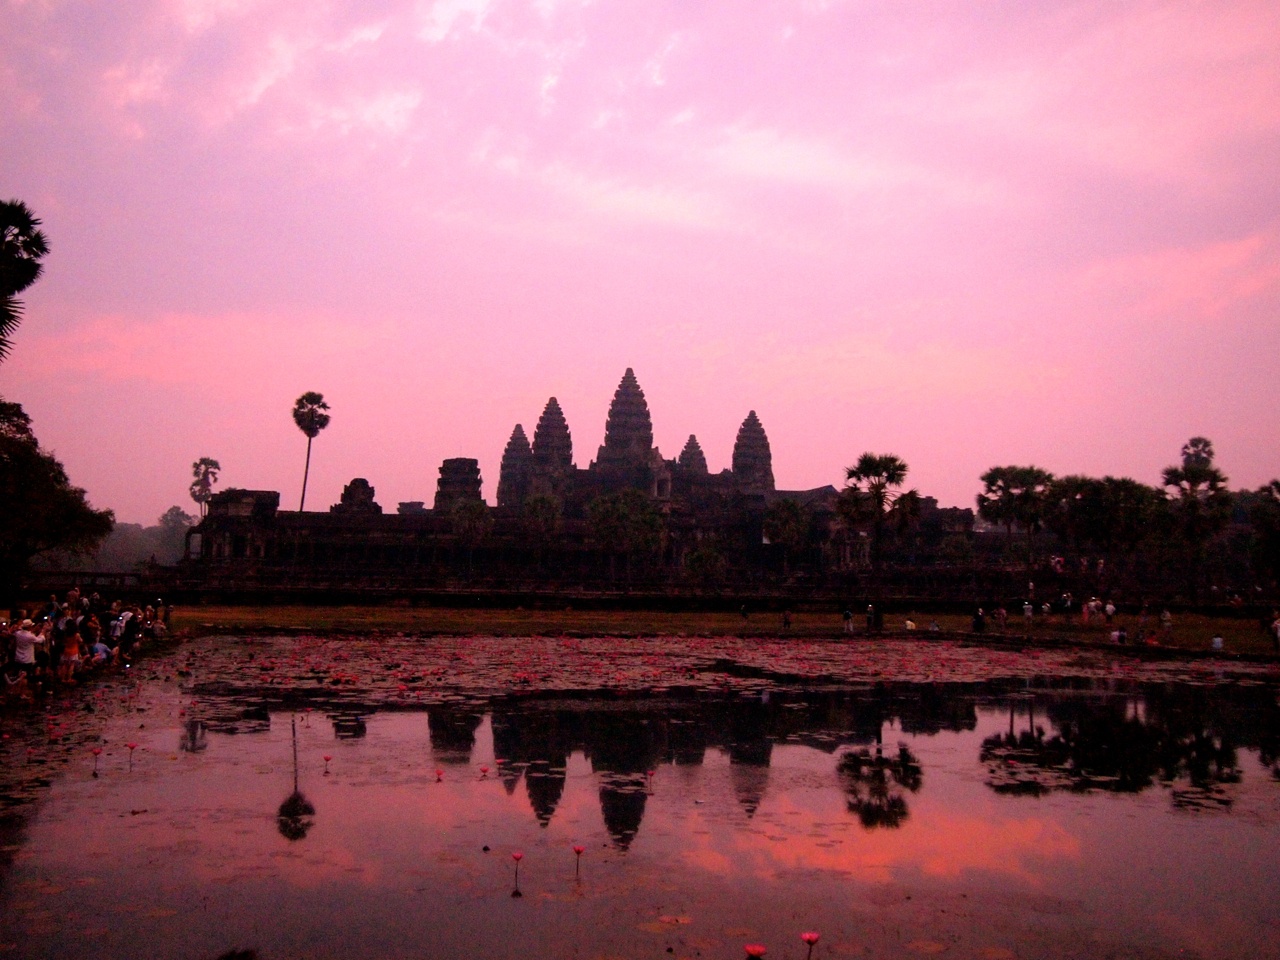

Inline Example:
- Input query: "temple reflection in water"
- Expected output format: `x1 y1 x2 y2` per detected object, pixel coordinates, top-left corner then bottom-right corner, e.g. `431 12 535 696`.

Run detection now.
187 680 1280 851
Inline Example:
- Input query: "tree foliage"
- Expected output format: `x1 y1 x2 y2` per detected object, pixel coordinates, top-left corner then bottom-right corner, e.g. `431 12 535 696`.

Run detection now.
190 457 221 516
292 391 331 438
588 488 663 580
1044 475 1164 559
839 453 920 569
763 497 809 574
292 391 330 510
522 493 562 541
0 401 113 599
976 465 1054 571
684 542 727 588
0 199 49 361
1249 480 1280 586
1162 437 1230 599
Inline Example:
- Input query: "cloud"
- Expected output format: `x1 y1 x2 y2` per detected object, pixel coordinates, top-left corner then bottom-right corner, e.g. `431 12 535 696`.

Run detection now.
705 125 1011 209
1076 229 1280 324
418 0 494 43
302 89 424 137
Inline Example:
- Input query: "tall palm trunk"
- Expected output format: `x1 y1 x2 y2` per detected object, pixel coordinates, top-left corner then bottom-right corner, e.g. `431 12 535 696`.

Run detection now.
299 435 313 511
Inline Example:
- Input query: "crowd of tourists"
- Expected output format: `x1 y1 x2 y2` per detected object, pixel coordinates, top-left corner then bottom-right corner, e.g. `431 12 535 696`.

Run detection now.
2 588 171 701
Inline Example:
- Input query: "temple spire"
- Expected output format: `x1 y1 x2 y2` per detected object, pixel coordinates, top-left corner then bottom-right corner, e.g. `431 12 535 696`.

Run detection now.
732 411 774 491
678 435 708 474
595 368 654 471
497 424 534 507
532 398 574 473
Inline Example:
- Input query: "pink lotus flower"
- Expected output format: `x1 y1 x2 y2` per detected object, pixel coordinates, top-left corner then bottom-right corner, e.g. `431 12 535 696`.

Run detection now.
744 945 767 958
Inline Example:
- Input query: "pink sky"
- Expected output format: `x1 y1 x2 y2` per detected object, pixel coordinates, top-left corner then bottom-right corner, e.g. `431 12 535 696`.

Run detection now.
3 0 1279 524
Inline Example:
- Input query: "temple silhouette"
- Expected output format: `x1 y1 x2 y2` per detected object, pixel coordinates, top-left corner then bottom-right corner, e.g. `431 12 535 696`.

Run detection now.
185 368 966 594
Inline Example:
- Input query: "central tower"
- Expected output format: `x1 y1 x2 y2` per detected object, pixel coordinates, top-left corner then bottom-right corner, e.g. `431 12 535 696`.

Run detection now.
594 368 656 472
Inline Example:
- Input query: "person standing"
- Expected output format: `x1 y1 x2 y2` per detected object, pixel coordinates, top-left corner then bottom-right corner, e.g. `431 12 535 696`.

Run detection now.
11 619 40 684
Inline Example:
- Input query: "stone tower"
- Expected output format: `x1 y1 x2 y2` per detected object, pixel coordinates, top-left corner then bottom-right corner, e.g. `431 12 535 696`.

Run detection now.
532 398 574 474
434 458 484 512
678 435 708 474
732 411 774 491
331 478 382 515
594 368 655 471
496 424 534 508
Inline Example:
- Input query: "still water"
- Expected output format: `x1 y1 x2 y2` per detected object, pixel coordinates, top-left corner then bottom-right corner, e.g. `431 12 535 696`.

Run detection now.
1 641 1279 960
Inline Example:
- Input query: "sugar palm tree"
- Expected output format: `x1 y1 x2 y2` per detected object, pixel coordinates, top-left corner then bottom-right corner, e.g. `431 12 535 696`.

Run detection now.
0 199 50 362
976 464 1054 572
839 453 920 570
292 392 330 511
1162 437 1230 601
189 457 221 517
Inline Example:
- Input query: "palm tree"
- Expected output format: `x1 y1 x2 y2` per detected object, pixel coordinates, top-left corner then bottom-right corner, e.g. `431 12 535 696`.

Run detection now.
189 457 221 517
838 744 923 829
839 453 920 570
1162 437 1230 601
0 199 50 362
976 465 1054 571
292 392 330 511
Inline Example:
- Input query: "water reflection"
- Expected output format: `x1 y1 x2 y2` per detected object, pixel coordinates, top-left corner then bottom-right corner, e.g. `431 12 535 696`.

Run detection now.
276 716 315 841
979 686 1267 810
184 680 1280 849
838 744 923 829
427 704 484 763
179 718 208 753
7 676 1280 960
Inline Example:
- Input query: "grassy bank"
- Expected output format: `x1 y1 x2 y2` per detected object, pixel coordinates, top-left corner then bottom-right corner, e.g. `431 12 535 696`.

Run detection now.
170 604 1280 657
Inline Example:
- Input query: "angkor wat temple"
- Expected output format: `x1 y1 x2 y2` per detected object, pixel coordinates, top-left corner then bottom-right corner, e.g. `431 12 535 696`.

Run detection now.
183 368 970 596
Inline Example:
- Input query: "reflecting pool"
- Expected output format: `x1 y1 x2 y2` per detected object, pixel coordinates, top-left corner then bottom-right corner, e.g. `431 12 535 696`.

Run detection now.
1 636 1279 959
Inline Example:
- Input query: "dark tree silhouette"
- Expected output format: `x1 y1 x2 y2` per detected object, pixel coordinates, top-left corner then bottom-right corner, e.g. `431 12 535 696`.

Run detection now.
451 498 493 576
587 488 663 583
840 453 920 570
0 401 113 601
190 457 221 516
838 744 922 829
522 493 562 571
763 497 808 576
277 717 315 841
684 542 727 590
1249 480 1280 589
292 392 330 511
1162 437 1230 600
977 465 1053 570
0 199 49 361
